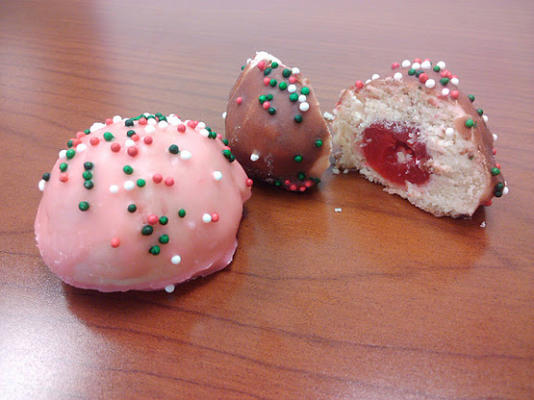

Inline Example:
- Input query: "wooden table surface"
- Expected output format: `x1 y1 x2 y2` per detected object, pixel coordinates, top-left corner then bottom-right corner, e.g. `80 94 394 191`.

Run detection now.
1 0 534 399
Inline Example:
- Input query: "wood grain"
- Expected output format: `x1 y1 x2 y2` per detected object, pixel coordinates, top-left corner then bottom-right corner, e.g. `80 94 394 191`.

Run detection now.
1 0 534 399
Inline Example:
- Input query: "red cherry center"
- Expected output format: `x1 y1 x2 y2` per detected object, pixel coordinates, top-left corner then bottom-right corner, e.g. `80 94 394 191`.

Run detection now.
361 121 430 186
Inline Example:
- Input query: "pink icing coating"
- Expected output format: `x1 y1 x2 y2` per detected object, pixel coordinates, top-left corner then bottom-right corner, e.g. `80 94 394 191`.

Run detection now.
35 115 251 292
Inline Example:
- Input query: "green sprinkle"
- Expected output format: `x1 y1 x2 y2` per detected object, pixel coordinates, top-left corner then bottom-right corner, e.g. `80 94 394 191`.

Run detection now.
268 107 276 115
494 190 503 198
274 180 282 187
127 204 137 213
259 95 267 104
269 78 277 87
84 180 94 190
222 138 229 146
241 65 245 70
294 114 303 123
279 81 288 90
78 201 89 211
477 108 484 116
67 140 73 148
311 177 321 184
415 70 424 77
178 208 186 218
433 65 441 72
282 68 291 78
408 69 416 76
127 130 136 137
465 119 475 128
125 119 134 127
294 154 303 163
103 132 114 141
133 114 143 121
136 179 146 187
297 172 306 181
496 182 504 191
491 167 501 176
42 172 50 181
229 154 235 162
158 115 167 122
468 94 475 102
123 165 133 175
168 144 179 154
264 67 272 76
84 162 93 170
208 131 217 139
440 77 449 86
141 225 153 235
314 139 323 147
158 234 169 244
82 171 93 180
301 87 310 95
149 245 160 255
289 93 299 102
84 129 90 135
59 162 68 172
266 94 273 101
66 149 75 159
271 61 279 68
159 216 168 225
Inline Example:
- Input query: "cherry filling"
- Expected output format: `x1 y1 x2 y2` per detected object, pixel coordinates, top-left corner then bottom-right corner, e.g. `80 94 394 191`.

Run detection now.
361 121 430 186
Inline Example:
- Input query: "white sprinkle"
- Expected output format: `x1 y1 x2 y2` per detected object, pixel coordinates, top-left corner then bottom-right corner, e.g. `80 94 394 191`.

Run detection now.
90 122 105 132
109 184 119 193
441 88 450 96
199 129 210 137
425 79 436 89
125 139 135 147
451 77 459 86
148 118 157 126
168 115 181 126
59 149 67 159
332 167 340 175
287 84 297 93
437 61 446 69
323 111 334 121
401 59 411 68
212 171 223 181
493 133 498 142
202 213 212 223
480 221 486 228
371 73 380 80
503 186 509 195
144 112 151 117
222 111 227 120
298 94 307 102
299 102 310 112
165 284 175 293
292 67 300 74
112 115 122 123
421 60 431 69
145 125 155 134
76 143 87 153
445 127 455 137
365 79 371 84
171 255 182 265
158 120 168 128
411 62 421 69
334 208 342 213
483 115 488 123
180 150 192 160
38 179 46 191
197 122 206 129
393 72 403 81
250 152 260 162
123 181 135 191
343 169 349 174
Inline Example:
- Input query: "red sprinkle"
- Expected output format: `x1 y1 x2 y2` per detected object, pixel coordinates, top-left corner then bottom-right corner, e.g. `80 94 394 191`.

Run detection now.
111 143 121 152
492 148 497 155
236 97 243 105
304 180 313 188
391 62 400 70
127 146 138 157
73 139 82 147
263 77 270 86
414 58 422 63
90 137 100 146
152 173 163 184
418 73 429 83
110 238 120 248
262 101 271 110
59 173 68 182
450 90 460 99
139 117 147 125
147 214 158 225
289 184 297 191
216 134 222 140
211 213 219 222
177 124 186 133
187 120 198 129
257 60 266 71
284 179 291 186
143 136 153 145
496 163 501 169
299 186 306 192
355 80 364 90
131 134 139 142
76 131 85 139
164 177 174 186
289 76 297 84
105 118 113 125
484 200 493 207
246 178 253 187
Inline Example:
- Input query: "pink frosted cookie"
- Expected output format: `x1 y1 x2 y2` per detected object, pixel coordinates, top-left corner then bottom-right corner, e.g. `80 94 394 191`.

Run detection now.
35 113 252 292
